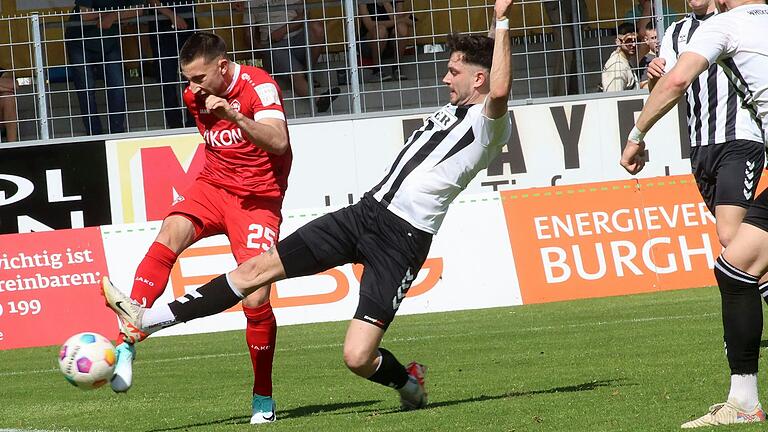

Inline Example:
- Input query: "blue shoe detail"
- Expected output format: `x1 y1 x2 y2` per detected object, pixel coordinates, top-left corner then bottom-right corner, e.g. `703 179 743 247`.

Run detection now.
110 342 136 393
250 394 276 424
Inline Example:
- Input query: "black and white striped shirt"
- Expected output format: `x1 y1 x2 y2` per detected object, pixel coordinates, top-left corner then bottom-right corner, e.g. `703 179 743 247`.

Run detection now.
662 11 763 146
369 102 512 234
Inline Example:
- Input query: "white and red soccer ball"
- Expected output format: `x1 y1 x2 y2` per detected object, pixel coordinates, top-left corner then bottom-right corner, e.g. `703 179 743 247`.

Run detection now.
58 332 116 390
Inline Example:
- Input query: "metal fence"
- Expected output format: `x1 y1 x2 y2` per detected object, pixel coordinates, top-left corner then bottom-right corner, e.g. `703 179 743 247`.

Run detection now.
0 0 689 143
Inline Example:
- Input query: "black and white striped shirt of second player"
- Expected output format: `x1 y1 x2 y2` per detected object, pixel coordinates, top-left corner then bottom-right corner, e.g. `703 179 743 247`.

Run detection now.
371 101 512 234
661 10 765 213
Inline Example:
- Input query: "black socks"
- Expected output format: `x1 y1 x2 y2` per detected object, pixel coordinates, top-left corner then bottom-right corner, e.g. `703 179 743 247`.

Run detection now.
168 274 243 323
367 347 409 389
715 256 762 375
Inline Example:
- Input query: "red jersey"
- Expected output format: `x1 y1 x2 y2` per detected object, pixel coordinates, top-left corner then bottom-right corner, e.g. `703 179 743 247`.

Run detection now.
183 63 292 199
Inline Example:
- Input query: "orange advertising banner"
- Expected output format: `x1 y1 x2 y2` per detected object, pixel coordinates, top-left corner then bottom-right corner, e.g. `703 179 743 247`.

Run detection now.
0 228 117 349
502 175 724 304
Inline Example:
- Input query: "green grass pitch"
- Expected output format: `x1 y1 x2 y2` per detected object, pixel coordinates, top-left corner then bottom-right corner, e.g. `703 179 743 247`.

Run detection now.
2 286 766 431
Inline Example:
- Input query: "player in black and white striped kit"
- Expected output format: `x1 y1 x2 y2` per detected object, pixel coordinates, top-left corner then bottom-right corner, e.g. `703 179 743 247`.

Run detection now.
101 0 514 412
645 0 768 304
621 0 768 425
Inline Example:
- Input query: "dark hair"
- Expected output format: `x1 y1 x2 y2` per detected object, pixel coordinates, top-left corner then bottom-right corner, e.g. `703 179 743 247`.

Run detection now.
179 32 229 66
645 21 656 31
617 22 636 36
446 33 494 70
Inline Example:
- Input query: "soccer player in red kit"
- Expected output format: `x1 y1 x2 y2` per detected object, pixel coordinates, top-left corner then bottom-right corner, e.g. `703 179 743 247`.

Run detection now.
108 32 291 424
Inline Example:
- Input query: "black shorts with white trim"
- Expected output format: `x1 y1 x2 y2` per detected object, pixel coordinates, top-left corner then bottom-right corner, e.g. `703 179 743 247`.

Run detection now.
690 139 764 213
277 194 432 329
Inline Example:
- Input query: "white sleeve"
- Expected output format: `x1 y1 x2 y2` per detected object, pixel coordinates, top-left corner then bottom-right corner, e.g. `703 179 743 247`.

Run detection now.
681 17 738 65
658 23 677 72
480 110 511 148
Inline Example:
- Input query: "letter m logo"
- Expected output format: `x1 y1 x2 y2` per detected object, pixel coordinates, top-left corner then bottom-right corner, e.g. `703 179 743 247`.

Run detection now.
139 145 206 221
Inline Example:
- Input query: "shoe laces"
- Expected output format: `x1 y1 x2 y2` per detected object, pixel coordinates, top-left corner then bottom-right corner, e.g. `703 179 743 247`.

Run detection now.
708 403 727 415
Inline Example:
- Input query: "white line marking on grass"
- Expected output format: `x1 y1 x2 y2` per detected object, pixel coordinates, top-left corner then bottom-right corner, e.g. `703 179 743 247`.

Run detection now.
0 429 52 431
0 429 105 432
0 429 53 431
522 312 720 332
0 429 78 432
0 312 720 378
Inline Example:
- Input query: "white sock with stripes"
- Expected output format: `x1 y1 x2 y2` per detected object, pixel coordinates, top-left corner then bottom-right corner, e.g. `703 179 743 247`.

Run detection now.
143 303 176 329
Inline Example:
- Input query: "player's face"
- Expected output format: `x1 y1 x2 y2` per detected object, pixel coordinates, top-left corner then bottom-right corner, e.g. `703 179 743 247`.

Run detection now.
442 52 484 105
181 56 230 97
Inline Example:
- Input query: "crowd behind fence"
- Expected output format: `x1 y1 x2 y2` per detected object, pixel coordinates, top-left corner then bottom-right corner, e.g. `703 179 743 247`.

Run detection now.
0 0 690 143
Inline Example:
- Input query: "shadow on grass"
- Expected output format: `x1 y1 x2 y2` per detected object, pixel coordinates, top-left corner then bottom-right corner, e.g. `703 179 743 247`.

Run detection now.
760 340 768 348
146 380 624 429
368 379 634 414
145 399 382 431
427 378 627 410
322 378 628 417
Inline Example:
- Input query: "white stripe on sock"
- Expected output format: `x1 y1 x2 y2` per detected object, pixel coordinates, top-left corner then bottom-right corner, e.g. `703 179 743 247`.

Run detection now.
226 272 245 299
717 256 758 281
716 260 758 284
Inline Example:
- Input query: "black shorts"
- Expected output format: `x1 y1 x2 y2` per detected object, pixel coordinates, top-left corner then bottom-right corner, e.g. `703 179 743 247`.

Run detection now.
276 195 433 330
690 139 765 213
744 187 768 232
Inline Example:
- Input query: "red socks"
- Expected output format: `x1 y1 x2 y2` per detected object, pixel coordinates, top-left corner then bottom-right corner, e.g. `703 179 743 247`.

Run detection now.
243 301 277 396
131 241 178 307
122 241 278 399
116 242 178 343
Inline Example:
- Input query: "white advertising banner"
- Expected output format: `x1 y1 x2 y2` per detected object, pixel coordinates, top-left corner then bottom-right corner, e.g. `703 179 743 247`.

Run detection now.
2 93 708 349
105 94 689 224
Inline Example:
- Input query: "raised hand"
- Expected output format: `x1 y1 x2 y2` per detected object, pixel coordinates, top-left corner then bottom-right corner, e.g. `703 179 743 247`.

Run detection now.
495 0 514 20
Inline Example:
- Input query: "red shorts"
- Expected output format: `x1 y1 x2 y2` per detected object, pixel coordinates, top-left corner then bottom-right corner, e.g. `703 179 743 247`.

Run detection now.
169 180 282 264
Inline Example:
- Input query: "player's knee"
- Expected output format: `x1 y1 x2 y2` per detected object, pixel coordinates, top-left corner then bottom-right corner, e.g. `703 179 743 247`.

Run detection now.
343 346 374 375
156 216 196 252
241 287 270 308
719 233 733 248
717 226 738 248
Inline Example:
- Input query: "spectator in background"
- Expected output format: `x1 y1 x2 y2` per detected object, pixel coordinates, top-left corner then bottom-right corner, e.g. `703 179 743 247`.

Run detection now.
357 1 414 82
643 25 658 57
543 0 588 96
65 0 142 135
601 23 638 92
638 24 657 87
624 0 677 63
0 69 18 142
237 0 339 113
147 0 197 129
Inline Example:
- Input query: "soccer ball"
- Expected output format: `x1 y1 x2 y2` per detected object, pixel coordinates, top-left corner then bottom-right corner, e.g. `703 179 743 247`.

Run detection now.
58 332 116 390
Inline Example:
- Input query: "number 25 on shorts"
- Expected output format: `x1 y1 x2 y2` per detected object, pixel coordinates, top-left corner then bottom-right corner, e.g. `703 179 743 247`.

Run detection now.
246 223 276 252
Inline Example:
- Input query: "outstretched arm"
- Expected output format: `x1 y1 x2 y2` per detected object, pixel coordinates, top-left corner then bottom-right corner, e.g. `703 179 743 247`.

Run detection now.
485 0 513 120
